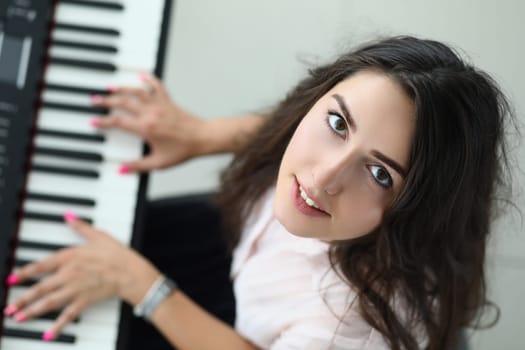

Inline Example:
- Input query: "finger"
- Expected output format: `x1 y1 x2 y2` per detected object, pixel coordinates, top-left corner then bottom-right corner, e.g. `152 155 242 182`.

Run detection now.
141 73 168 99
9 274 64 319
43 299 87 341
8 255 59 285
63 212 100 241
110 86 151 101
121 154 165 173
15 286 73 325
91 115 140 135
91 94 142 114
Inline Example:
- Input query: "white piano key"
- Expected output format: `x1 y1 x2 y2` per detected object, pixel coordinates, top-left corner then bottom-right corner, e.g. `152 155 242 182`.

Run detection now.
44 64 143 92
31 154 107 172
54 4 125 32
1 337 116 350
18 220 85 247
6 287 121 326
52 29 120 50
34 131 144 163
22 199 135 234
26 167 135 197
20 194 137 244
14 247 54 264
42 89 93 106
17 218 134 248
4 316 118 341
26 164 139 215
78 299 122 324
49 46 118 68
6 286 121 340
29 152 138 187
54 0 164 71
37 109 99 135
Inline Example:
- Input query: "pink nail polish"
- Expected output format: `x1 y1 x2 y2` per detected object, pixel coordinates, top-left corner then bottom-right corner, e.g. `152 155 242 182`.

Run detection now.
90 118 101 127
6 274 19 286
43 330 55 341
91 94 102 104
139 72 149 82
14 312 26 323
107 84 118 93
4 304 18 316
64 211 78 223
118 165 130 175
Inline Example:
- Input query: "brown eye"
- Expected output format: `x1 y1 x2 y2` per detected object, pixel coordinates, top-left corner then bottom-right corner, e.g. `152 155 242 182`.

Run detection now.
369 165 393 188
327 113 347 137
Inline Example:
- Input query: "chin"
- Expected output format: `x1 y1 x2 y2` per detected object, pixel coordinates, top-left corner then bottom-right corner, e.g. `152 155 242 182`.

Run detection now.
273 209 315 239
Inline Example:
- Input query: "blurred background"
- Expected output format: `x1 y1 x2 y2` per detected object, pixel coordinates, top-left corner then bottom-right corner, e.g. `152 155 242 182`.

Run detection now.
148 1 524 349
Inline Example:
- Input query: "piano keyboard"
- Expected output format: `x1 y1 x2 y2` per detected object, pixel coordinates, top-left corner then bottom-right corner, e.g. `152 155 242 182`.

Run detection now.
1 0 172 349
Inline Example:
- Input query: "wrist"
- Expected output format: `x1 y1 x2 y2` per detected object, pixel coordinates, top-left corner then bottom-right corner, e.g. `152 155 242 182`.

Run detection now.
117 250 161 306
196 115 265 155
133 275 177 320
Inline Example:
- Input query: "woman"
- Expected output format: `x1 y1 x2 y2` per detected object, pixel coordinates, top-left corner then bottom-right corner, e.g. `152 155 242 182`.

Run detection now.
4 36 514 349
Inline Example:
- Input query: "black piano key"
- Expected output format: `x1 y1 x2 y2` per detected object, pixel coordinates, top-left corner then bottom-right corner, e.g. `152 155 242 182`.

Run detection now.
54 22 120 36
14 258 32 267
31 164 99 178
50 56 117 72
52 39 118 53
2 279 82 321
3 328 76 343
37 128 106 143
17 278 39 288
60 0 124 11
26 192 96 207
39 310 81 323
35 146 104 162
23 211 93 224
42 101 108 115
44 82 110 96
18 240 68 251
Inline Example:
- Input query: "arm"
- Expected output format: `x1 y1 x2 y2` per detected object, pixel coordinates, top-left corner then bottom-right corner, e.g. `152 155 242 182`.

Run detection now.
6 217 258 350
92 75 266 172
195 115 266 155
150 291 256 349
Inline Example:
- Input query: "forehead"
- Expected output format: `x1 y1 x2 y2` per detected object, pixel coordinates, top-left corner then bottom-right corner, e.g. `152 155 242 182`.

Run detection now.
325 70 416 167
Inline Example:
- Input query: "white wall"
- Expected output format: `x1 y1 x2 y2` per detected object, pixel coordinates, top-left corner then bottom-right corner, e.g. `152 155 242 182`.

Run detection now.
150 1 525 349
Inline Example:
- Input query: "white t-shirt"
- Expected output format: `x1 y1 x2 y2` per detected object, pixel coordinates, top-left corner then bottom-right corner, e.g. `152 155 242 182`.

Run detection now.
231 188 390 349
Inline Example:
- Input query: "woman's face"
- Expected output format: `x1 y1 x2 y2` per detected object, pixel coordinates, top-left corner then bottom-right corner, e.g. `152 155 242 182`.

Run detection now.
275 70 415 241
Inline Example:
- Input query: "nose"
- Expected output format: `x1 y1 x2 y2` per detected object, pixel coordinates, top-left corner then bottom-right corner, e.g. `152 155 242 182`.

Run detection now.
312 148 358 195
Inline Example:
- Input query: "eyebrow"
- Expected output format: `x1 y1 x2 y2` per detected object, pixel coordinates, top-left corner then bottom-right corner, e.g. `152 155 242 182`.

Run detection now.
331 94 407 179
371 150 407 178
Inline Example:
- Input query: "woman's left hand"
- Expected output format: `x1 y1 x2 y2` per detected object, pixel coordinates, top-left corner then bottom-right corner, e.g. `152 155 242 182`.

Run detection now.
3 214 160 341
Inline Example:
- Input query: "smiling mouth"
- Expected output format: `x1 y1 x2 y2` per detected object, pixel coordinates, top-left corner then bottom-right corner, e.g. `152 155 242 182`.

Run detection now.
292 177 330 217
299 185 321 209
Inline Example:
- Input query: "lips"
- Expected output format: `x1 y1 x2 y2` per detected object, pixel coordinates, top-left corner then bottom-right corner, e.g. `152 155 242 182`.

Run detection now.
291 177 329 217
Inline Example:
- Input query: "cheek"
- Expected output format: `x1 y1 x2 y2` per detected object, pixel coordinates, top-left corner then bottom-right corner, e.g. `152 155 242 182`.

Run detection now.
336 196 384 239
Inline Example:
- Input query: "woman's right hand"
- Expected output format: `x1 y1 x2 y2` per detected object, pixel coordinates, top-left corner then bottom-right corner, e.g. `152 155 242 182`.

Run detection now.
91 74 207 173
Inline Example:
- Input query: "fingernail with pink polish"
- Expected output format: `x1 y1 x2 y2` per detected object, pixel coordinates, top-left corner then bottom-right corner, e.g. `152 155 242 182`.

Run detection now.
64 211 78 223
107 84 118 93
118 165 130 175
6 274 19 286
14 312 26 323
90 118 101 127
43 330 55 341
139 72 149 82
91 94 102 104
4 304 18 316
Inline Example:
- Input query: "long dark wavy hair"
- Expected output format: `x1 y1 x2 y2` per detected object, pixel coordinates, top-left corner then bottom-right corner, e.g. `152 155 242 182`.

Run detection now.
215 36 516 350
